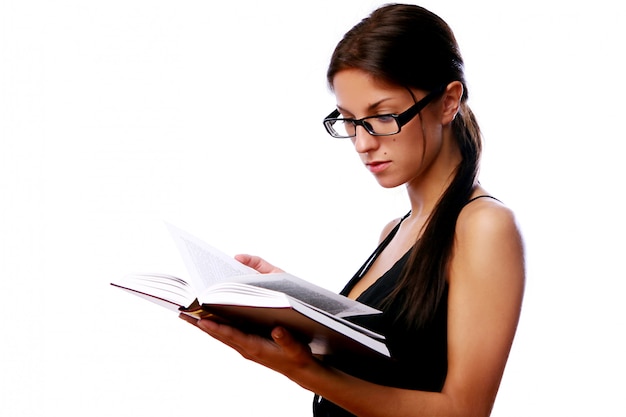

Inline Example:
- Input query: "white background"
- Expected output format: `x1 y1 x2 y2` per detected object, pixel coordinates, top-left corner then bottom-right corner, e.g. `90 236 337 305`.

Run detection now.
1 0 625 415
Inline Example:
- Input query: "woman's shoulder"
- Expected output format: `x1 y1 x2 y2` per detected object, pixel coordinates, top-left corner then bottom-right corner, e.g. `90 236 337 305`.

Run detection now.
453 192 524 275
449 191 525 299
457 193 519 238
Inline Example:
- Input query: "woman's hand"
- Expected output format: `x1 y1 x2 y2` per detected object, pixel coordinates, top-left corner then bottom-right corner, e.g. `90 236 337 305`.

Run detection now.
180 314 318 381
234 254 284 274
182 255 318 383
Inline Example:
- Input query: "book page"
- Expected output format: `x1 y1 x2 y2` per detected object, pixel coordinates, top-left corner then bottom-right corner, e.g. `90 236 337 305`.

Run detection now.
167 224 381 318
112 273 196 309
230 273 381 318
166 223 258 292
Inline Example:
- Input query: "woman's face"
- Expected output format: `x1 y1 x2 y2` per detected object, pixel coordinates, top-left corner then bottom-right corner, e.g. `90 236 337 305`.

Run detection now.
331 68 445 189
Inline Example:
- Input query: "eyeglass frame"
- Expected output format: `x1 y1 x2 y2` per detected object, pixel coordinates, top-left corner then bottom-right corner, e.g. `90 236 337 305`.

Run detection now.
323 84 447 139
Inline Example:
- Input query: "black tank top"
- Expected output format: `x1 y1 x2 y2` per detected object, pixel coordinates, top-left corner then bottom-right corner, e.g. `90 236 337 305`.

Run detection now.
312 195 498 417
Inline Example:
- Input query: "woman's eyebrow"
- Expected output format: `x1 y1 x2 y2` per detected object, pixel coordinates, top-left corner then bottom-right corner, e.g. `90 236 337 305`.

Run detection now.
336 97 397 116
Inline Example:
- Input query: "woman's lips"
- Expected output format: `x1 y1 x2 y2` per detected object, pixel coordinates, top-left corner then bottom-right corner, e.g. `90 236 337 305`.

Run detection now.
366 161 391 173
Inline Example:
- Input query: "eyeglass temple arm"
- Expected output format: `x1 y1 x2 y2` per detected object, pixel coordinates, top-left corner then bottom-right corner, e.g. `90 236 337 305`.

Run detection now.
324 109 341 121
396 84 447 126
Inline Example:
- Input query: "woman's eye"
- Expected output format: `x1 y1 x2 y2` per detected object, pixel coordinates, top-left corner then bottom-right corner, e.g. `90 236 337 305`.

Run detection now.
376 115 395 123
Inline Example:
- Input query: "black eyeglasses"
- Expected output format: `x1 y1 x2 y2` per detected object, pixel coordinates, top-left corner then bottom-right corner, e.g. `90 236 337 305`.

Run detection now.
323 85 446 139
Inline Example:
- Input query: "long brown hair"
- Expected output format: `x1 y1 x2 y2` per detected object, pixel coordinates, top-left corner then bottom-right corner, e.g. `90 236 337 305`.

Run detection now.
328 4 482 329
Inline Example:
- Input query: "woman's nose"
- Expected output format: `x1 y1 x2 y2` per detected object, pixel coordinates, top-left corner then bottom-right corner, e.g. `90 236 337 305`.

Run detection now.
352 126 379 153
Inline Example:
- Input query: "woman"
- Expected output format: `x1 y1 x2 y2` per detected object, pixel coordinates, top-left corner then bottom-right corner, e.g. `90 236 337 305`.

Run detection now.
185 4 525 416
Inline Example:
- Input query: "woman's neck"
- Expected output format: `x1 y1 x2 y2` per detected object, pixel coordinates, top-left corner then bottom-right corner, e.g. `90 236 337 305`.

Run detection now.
406 122 462 215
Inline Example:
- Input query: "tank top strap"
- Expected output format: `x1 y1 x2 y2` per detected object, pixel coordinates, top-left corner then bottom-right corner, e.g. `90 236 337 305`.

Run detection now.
352 211 411 280
464 194 501 206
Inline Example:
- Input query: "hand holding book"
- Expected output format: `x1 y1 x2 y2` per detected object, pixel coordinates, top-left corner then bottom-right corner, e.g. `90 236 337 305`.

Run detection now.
180 310 326 384
111 224 390 358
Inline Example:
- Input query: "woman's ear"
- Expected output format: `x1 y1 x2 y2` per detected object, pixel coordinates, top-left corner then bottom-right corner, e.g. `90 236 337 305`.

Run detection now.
441 81 463 125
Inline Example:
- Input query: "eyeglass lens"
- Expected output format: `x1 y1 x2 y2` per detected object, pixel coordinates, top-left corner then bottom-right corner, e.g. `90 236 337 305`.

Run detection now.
329 116 399 138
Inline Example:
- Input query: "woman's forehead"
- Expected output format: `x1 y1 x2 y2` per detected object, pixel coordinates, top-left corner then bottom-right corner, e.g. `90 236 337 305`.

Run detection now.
332 69 419 110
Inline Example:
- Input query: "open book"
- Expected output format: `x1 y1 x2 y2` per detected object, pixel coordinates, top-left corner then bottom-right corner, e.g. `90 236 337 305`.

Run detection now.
111 224 389 358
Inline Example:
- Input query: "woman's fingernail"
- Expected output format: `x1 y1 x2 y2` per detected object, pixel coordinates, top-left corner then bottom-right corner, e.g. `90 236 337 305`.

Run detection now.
272 327 285 340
